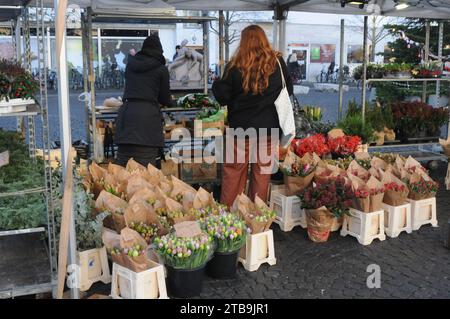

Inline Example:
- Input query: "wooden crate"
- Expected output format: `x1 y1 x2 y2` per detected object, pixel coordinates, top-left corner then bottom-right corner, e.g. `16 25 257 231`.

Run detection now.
110 261 168 299
180 156 217 181
341 209 386 245
78 246 111 292
186 119 224 138
382 202 412 238
239 230 276 272
407 197 438 231
269 186 306 231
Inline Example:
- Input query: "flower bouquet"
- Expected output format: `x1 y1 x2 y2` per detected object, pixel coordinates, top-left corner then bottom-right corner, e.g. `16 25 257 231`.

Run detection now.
109 228 151 273
231 193 276 234
299 177 353 242
177 93 220 109
381 171 409 206
280 149 317 196
347 160 370 181
203 213 248 253
327 135 361 158
291 134 330 158
94 190 128 232
165 197 196 225
407 173 439 201
153 231 214 297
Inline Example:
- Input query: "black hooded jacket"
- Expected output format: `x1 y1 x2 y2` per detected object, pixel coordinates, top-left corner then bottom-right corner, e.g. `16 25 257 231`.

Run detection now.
115 48 173 148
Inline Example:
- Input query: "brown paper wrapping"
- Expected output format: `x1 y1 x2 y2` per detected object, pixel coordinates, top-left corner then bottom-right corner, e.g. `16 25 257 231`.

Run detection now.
439 138 450 157
283 173 314 196
407 173 437 200
371 157 387 171
108 163 131 182
129 188 157 205
124 200 168 238
193 187 212 209
126 158 146 172
95 190 128 213
381 171 409 206
126 175 154 200
348 174 370 213
89 162 106 183
119 228 150 273
232 193 266 234
305 207 333 242
355 152 371 160
367 176 384 212
254 195 276 231
347 160 370 181
328 128 345 139
314 165 332 184
102 227 121 251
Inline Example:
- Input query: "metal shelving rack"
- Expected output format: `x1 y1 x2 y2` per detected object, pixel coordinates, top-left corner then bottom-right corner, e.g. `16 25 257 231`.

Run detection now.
0 0 56 298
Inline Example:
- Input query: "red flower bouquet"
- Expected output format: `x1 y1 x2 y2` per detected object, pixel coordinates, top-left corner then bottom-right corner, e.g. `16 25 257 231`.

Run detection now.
327 135 362 157
291 134 329 158
381 171 409 206
406 173 439 201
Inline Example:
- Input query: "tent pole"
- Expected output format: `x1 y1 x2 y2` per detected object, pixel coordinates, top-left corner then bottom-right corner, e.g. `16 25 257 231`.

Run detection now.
278 15 287 58
272 18 278 50
54 0 78 299
203 11 209 94
436 22 443 108
218 10 225 77
361 16 368 124
338 19 345 121
422 20 430 103
81 13 91 158
87 8 98 161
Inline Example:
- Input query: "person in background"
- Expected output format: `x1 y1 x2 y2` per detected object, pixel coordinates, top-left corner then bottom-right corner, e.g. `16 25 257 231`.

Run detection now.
212 25 293 207
173 45 181 61
286 52 300 83
114 34 173 168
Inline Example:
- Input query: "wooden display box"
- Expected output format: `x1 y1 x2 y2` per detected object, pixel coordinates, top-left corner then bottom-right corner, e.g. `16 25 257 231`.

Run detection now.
239 230 276 272
77 246 111 292
341 209 386 245
407 197 438 231
186 120 224 138
180 156 217 182
110 261 168 299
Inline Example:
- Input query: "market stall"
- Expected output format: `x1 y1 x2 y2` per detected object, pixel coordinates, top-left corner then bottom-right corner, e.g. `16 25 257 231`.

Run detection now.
1 0 449 299
0 0 57 298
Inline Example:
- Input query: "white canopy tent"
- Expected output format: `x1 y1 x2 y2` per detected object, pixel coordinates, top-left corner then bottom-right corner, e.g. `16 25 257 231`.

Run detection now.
4 0 448 298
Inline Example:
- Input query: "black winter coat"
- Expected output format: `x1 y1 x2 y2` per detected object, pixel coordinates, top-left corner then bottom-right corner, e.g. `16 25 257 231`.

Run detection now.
115 49 173 148
212 56 293 131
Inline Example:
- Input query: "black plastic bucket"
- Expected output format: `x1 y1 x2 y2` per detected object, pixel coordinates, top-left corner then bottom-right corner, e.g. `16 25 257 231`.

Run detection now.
206 250 239 279
166 264 206 298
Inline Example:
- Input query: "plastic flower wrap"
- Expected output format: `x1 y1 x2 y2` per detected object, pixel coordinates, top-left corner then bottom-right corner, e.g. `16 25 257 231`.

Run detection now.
153 232 214 269
203 213 248 253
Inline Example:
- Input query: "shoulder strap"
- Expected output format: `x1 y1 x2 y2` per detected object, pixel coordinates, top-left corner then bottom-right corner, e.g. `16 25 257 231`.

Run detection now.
276 57 286 88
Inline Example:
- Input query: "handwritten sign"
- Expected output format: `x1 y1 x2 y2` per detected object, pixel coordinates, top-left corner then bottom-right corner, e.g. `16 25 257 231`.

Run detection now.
174 221 202 238
0 151 9 168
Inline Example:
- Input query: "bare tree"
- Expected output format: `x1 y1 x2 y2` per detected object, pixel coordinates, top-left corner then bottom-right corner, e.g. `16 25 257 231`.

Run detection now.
210 11 269 63
350 15 395 62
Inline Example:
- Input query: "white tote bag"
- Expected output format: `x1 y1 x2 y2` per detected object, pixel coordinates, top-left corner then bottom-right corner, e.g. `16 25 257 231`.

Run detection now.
274 59 296 147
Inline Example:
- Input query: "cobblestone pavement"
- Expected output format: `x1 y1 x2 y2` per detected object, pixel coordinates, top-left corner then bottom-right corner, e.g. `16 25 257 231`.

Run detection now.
86 162 450 299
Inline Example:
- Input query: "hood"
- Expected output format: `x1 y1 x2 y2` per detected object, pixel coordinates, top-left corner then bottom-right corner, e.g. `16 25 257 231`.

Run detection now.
127 50 165 73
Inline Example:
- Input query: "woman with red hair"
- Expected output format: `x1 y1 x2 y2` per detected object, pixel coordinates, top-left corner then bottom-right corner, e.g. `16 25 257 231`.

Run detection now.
213 25 293 207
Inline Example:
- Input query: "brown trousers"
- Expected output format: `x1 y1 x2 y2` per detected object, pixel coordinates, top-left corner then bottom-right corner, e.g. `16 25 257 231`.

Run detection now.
221 137 275 207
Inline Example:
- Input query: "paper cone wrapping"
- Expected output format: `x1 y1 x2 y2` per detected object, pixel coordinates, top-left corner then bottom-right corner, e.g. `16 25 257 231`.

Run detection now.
193 187 213 209
355 152 371 160
439 138 450 157
95 190 128 213
348 174 370 213
367 176 384 212
126 175 154 200
129 188 157 205
381 171 409 206
347 160 370 181
232 194 266 234
126 158 146 172
119 228 150 273
284 173 314 196
305 207 333 242
385 164 401 178
255 195 276 231
407 173 437 200
371 157 387 171
328 128 345 139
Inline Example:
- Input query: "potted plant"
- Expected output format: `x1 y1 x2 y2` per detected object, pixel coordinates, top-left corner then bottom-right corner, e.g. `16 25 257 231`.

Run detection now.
299 177 353 242
153 232 214 298
412 61 443 78
0 59 38 110
203 213 248 279
337 113 375 145
383 63 413 78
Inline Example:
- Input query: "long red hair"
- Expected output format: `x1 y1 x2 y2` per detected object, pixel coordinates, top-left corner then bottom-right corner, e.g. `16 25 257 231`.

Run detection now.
228 25 280 95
